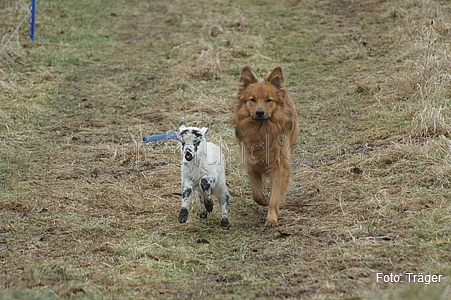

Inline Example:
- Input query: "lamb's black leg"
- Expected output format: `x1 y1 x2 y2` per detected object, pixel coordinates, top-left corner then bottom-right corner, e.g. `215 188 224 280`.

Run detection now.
179 185 192 223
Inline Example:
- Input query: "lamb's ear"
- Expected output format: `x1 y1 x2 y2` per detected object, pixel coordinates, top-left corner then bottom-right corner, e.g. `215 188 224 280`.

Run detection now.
266 66 284 90
238 66 258 93
179 121 186 132
201 123 210 136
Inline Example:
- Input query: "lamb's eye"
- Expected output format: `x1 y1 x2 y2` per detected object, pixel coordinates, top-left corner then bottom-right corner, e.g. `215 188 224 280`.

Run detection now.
194 141 200 147
250 98 256 103
266 99 273 103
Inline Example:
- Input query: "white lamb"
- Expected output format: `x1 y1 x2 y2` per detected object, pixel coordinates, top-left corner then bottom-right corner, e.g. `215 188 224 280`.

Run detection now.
178 122 230 229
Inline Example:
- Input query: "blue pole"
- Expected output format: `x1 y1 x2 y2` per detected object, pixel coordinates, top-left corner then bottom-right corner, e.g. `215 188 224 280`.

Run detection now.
28 0 36 41
143 131 179 143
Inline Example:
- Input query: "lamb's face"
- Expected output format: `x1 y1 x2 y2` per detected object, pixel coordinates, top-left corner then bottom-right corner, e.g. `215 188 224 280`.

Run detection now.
179 129 203 162
179 123 209 162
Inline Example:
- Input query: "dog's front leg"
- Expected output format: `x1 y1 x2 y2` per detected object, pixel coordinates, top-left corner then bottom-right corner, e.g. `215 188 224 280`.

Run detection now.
266 166 290 226
248 168 269 206
179 183 193 223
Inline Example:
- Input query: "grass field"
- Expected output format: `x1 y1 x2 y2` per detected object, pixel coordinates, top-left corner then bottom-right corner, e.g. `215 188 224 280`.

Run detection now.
1 0 451 299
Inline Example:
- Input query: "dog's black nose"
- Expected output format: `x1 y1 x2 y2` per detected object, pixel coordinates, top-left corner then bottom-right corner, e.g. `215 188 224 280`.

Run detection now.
255 109 265 118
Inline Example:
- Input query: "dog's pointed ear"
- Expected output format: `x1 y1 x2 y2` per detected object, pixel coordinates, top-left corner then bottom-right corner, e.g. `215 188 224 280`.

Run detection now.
179 121 186 132
266 66 284 90
201 123 210 136
239 66 258 91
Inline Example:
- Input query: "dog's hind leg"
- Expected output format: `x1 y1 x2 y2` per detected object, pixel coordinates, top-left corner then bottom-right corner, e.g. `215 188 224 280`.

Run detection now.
179 184 193 223
248 169 269 206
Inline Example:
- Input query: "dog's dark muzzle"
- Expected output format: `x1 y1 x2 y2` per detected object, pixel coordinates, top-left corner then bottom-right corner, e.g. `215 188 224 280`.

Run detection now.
252 109 269 121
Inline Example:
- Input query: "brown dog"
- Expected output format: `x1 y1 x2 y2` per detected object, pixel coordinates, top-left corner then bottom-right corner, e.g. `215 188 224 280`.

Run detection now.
234 66 299 226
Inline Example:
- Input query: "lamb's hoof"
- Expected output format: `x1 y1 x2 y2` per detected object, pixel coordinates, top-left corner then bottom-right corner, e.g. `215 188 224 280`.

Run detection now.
220 218 230 230
205 199 214 213
199 211 208 219
178 208 189 223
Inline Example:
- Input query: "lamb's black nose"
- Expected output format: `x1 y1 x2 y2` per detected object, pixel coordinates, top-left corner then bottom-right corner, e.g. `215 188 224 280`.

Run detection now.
255 109 265 118
185 152 193 161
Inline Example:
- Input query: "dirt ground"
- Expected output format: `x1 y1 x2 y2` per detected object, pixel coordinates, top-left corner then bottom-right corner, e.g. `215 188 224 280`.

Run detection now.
1 0 451 299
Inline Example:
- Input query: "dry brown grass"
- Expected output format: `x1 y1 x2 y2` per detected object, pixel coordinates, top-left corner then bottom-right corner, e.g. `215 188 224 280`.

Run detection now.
410 106 451 139
1 0 451 299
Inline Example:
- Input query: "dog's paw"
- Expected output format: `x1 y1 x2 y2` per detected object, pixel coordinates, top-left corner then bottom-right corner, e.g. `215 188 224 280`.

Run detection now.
265 209 279 227
257 206 267 223
220 217 230 230
258 205 268 213
178 208 189 223
265 219 279 227
254 195 270 206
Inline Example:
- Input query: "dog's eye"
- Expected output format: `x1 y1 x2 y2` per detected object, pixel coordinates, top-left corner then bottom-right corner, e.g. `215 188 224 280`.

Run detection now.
250 98 256 103
266 99 273 103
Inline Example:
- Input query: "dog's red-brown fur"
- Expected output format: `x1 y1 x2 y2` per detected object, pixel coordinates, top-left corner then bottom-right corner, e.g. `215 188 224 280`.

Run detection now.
234 66 299 226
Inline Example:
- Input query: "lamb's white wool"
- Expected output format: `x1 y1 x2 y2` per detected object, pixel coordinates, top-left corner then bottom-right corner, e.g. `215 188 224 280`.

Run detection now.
178 122 230 229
